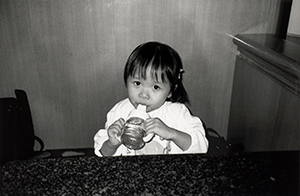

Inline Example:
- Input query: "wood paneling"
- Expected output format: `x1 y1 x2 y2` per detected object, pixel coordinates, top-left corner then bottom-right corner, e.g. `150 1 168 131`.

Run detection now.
228 34 300 151
0 0 281 149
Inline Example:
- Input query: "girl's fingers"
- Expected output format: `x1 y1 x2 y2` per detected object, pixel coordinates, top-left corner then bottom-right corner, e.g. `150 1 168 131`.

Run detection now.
110 118 125 130
145 118 154 127
108 118 125 137
115 118 125 126
119 118 125 124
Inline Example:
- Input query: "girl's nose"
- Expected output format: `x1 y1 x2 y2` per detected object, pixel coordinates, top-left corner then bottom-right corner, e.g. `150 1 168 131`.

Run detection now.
139 89 150 99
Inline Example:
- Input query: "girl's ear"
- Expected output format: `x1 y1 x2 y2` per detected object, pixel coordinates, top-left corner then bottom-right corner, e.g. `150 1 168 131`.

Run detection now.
168 84 178 98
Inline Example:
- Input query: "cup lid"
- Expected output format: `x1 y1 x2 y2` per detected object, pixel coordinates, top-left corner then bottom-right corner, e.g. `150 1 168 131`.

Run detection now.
127 104 149 120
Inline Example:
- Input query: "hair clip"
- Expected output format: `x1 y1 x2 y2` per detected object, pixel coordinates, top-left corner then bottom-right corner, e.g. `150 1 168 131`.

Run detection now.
178 69 185 80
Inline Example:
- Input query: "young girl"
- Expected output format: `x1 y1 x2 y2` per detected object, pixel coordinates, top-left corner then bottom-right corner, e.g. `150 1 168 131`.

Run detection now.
94 42 208 156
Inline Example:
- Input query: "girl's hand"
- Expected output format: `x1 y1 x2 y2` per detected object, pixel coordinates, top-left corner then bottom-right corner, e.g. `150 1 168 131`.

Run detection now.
107 118 125 147
144 118 174 140
145 117 192 151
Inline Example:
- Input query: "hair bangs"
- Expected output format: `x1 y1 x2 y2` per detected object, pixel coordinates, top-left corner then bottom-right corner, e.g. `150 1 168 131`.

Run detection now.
129 54 169 84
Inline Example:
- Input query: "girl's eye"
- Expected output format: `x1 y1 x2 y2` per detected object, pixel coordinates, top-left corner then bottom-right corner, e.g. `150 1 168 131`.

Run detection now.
133 81 141 86
153 85 161 90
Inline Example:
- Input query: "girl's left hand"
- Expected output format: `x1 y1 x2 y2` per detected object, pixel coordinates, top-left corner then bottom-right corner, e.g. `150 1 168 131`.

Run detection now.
144 118 175 140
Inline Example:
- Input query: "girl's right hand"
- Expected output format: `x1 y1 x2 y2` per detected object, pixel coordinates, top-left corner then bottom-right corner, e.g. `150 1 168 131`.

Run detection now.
107 118 125 147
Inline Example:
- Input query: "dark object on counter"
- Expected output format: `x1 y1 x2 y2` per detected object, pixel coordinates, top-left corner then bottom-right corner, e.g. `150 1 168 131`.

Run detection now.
0 151 299 195
206 128 244 155
0 89 44 166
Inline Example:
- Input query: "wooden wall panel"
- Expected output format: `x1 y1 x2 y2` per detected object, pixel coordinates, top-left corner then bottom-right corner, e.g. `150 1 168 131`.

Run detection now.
228 34 300 151
0 0 281 149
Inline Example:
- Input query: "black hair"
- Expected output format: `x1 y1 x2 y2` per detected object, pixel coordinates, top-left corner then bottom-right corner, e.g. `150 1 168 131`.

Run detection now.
123 42 189 104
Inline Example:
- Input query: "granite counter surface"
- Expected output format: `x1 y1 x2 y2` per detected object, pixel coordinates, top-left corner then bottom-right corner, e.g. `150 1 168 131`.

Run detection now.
0 151 299 195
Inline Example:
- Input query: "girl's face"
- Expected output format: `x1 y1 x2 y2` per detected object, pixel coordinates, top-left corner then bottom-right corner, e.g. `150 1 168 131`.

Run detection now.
126 67 172 112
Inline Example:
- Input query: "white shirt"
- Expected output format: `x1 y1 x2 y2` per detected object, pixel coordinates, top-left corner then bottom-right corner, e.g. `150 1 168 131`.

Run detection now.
94 98 208 156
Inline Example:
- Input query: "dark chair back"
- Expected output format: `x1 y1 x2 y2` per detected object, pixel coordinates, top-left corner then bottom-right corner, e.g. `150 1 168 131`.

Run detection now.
0 89 43 166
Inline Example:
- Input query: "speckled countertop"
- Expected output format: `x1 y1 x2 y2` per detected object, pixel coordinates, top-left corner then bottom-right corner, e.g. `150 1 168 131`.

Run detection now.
0 151 299 195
